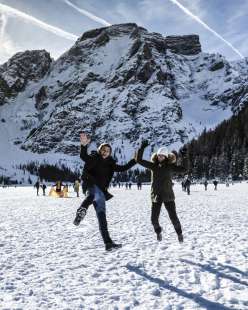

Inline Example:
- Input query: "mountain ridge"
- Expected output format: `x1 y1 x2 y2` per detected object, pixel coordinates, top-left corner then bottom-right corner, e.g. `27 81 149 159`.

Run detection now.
0 23 247 181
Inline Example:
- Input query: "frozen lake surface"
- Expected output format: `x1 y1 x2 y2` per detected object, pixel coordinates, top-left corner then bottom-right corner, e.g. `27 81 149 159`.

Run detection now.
0 183 247 309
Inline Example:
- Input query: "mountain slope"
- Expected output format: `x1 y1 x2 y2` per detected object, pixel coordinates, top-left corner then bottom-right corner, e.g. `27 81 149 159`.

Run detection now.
0 23 248 181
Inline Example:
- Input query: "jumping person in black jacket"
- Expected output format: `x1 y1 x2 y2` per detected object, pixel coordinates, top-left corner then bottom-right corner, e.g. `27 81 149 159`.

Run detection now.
136 140 188 243
73 133 136 251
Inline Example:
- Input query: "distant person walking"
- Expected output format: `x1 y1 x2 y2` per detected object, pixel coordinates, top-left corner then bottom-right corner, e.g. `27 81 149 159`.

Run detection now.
74 180 80 197
204 180 208 191
137 181 142 190
34 180 40 196
42 183 47 196
184 177 191 195
213 180 218 190
181 180 186 192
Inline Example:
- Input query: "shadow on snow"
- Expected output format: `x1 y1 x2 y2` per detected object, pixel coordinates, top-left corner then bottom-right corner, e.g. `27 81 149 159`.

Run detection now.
126 263 233 310
181 259 248 287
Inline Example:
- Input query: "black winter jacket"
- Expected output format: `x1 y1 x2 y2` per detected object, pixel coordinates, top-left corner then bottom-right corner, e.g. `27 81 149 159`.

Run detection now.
137 146 188 202
80 145 136 200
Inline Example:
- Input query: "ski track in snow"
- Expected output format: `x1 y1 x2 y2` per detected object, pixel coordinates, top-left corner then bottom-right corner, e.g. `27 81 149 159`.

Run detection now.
0 183 247 309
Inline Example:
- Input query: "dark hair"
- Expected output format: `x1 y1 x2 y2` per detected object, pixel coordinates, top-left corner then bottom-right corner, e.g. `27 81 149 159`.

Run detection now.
98 143 112 154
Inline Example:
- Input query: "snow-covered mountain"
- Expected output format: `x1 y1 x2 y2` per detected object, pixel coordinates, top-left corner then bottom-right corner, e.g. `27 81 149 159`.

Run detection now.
1 23 248 180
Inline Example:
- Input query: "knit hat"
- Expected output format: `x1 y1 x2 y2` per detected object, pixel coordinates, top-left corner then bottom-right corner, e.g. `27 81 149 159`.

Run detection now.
157 147 169 157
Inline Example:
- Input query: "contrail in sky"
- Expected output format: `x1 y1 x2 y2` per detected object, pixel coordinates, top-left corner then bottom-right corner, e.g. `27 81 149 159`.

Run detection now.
0 13 7 39
0 13 16 56
64 0 111 26
168 0 244 59
0 3 78 41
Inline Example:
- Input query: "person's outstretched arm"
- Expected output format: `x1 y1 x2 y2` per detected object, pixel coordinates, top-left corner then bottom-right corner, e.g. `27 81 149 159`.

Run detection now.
136 140 155 170
79 133 92 162
113 157 136 172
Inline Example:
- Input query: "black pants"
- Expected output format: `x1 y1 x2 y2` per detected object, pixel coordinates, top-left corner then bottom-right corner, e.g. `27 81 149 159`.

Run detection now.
77 189 112 245
151 200 182 235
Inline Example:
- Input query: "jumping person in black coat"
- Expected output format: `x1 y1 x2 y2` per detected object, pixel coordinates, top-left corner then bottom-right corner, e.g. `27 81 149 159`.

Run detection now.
136 140 188 243
73 133 136 251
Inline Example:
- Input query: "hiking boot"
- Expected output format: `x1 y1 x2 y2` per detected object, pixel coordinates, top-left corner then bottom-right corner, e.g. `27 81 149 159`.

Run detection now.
178 233 184 243
73 208 87 226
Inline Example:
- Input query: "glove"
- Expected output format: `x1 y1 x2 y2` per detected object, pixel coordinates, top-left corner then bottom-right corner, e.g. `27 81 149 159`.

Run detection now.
179 147 187 156
171 150 178 157
141 140 149 149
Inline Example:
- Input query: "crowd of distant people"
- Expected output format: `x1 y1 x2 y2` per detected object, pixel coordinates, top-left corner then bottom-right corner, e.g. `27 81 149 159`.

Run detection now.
20 176 239 198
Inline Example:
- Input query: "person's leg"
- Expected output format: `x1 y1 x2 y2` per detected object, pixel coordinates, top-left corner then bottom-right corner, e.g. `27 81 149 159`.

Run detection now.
151 201 162 239
93 187 113 247
73 188 94 225
164 201 183 242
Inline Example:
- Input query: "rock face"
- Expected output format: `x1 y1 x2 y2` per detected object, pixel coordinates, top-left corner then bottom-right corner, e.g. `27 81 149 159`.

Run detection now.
165 35 201 55
0 50 52 105
0 23 248 164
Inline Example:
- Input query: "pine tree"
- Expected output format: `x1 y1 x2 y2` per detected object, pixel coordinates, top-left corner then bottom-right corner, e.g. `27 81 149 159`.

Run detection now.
243 157 248 179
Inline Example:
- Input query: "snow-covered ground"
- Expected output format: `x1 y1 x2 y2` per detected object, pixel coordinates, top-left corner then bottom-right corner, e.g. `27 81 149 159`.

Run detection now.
0 183 247 309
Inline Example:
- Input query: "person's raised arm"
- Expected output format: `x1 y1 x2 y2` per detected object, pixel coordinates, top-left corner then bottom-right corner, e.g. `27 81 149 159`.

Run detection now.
80 132 91 162
136 140 155 170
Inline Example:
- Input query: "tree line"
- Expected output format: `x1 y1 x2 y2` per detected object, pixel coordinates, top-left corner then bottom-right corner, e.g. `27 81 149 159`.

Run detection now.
185 104 248 180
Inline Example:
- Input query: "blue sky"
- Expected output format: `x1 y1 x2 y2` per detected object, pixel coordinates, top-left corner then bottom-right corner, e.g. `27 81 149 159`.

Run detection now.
0 0 247 64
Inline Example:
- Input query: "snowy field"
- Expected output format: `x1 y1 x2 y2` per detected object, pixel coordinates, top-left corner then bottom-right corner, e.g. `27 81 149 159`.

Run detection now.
0 183 247 310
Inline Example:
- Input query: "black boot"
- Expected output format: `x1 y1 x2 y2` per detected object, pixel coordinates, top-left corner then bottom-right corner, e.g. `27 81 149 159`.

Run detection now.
73 207 87 226
105 242 122 251
155 226 162 242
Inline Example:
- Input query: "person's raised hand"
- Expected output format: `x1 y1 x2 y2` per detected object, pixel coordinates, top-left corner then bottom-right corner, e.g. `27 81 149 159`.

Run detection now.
80 132 91 146
141 140 149 149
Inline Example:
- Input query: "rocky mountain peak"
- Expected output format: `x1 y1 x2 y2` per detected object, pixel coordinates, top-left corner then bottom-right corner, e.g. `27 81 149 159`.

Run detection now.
78 23 146 42
76 23 201 56
165 35 201 55
0 50 52 105
0 24 247 172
